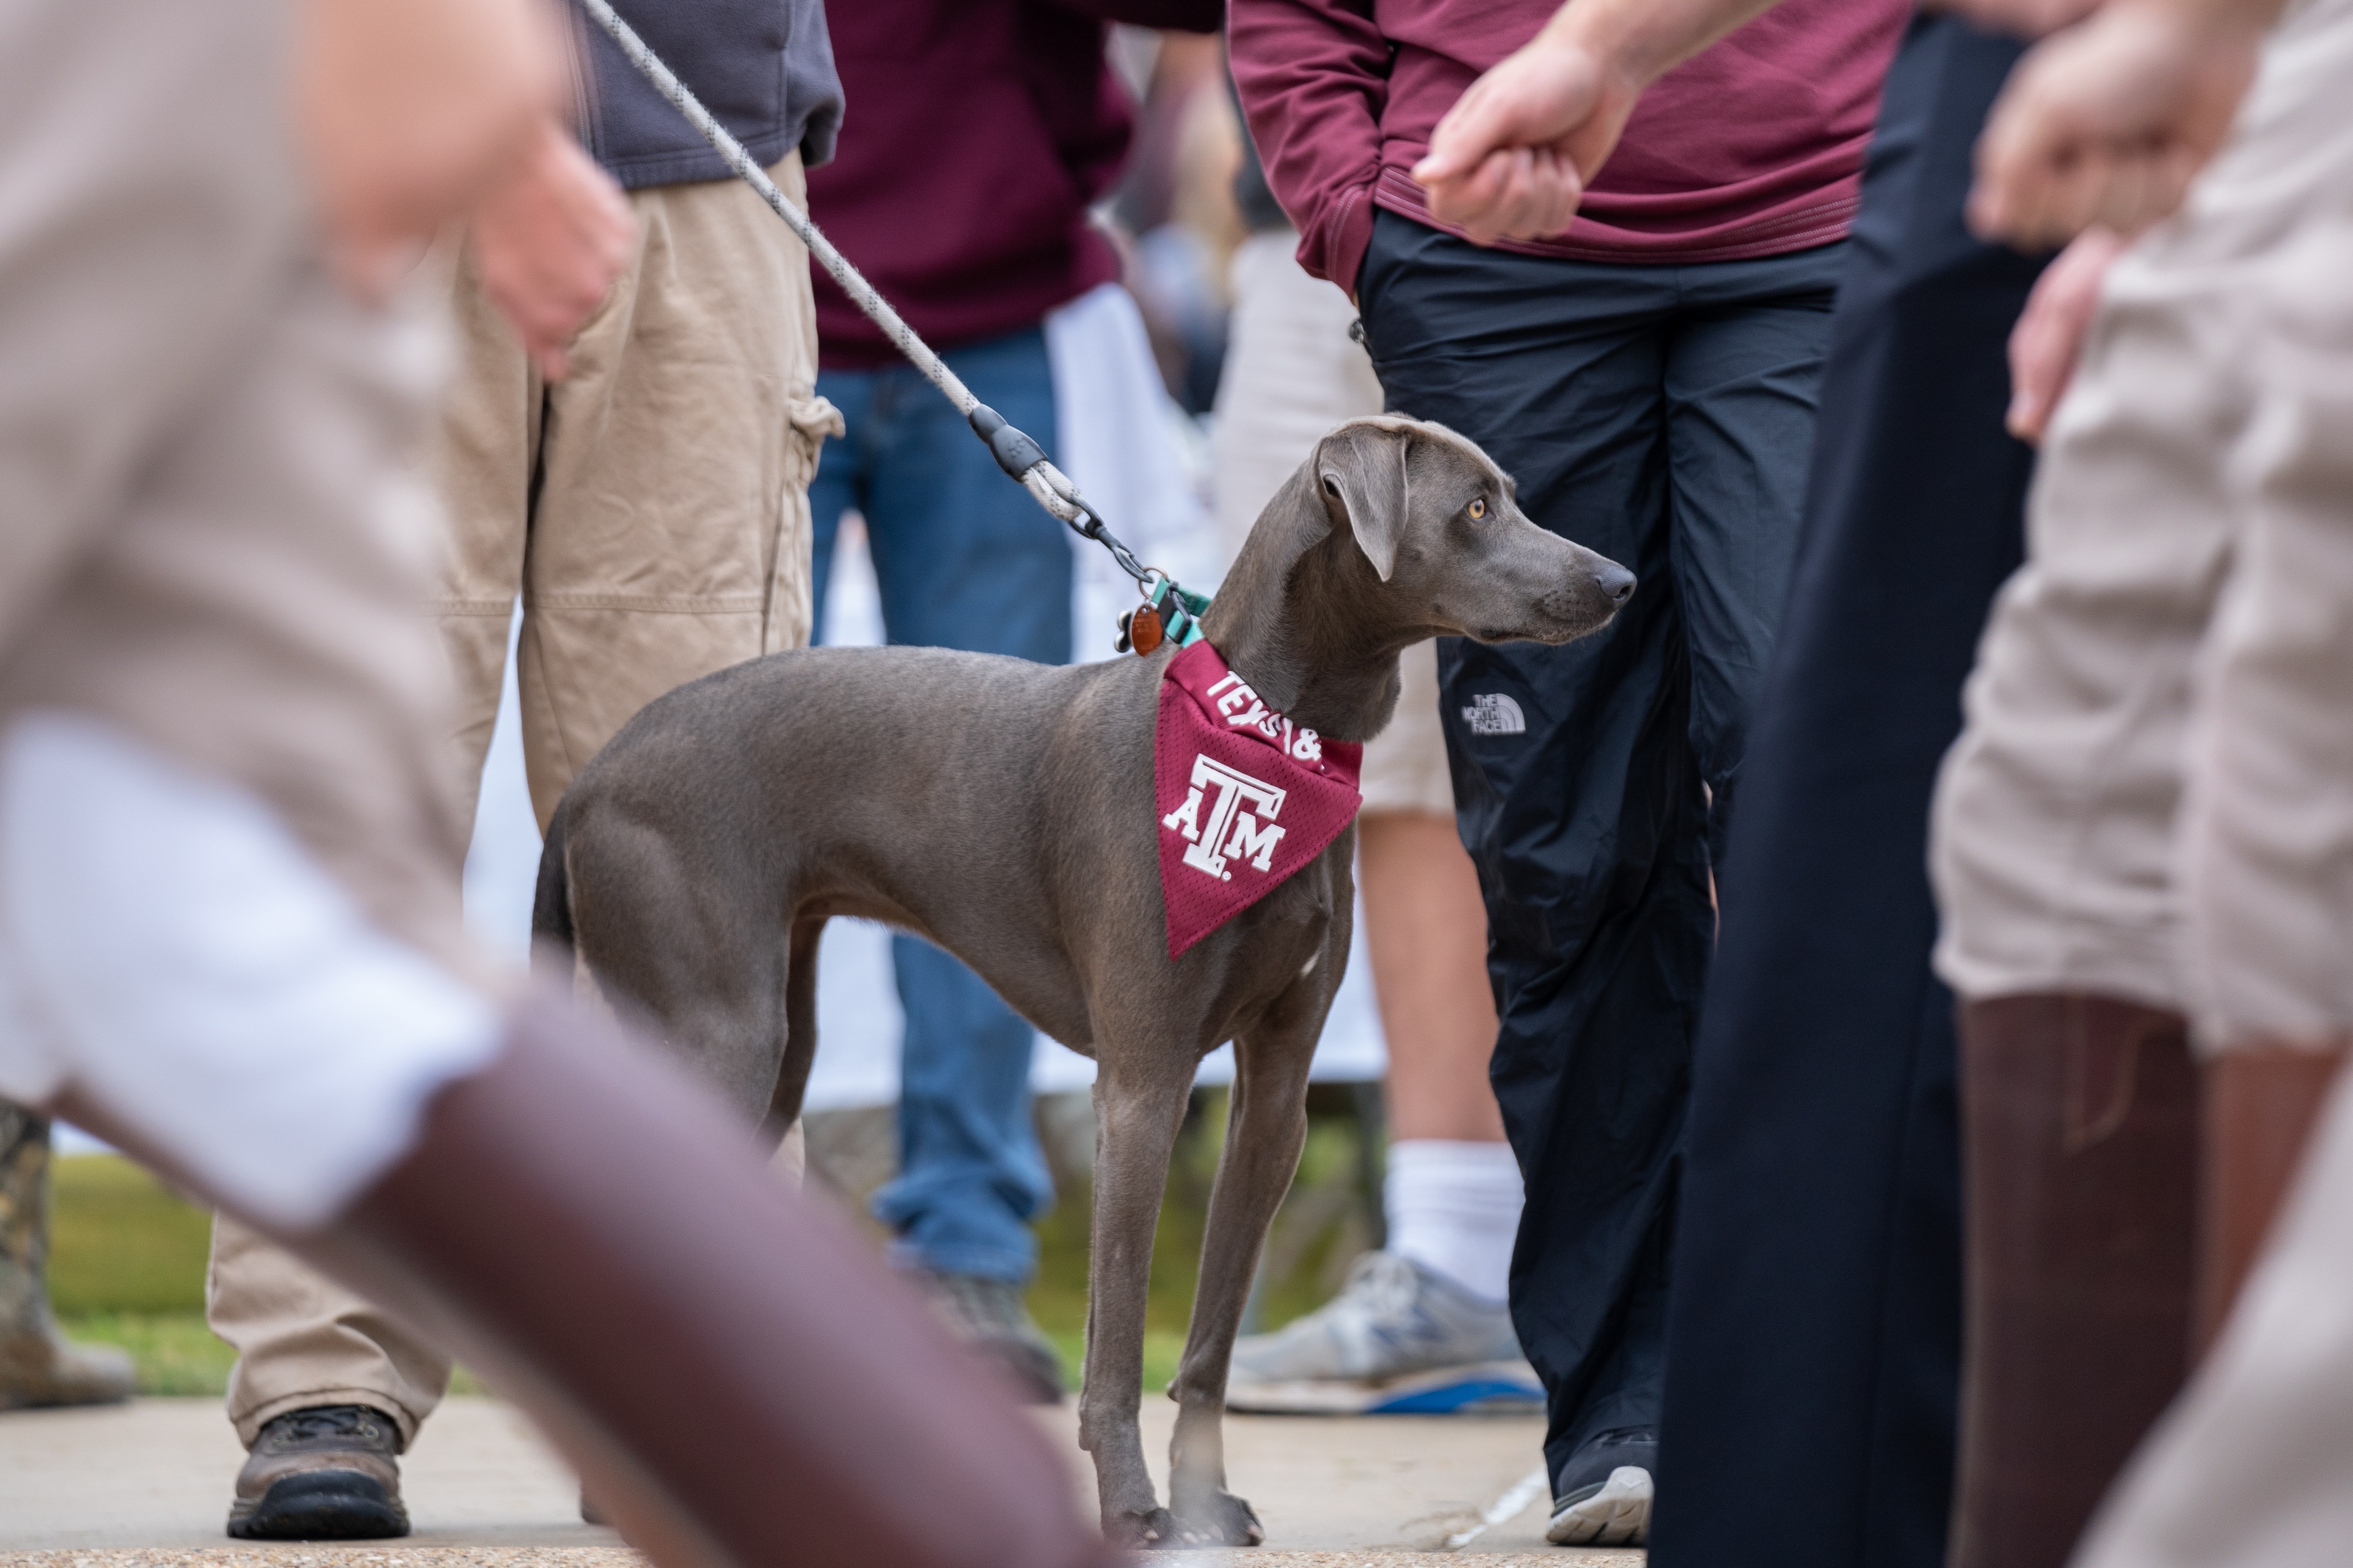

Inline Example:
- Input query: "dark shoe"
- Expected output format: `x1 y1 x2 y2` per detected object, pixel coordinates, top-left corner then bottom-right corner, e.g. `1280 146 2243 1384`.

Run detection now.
1544 1427 1654 1546
1952 994 2198 1568
911 1270 1063 1405
0 1105 137 1409
228 1404 410 1539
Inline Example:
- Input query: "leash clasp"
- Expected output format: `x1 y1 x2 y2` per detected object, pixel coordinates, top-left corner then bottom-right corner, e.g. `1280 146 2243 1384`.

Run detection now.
1114 572 1211 657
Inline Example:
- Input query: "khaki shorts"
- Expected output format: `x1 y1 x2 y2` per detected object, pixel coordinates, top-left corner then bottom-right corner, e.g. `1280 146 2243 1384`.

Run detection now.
1362 642 1455 817
1930 0 2353 1047
1213 231 1449 816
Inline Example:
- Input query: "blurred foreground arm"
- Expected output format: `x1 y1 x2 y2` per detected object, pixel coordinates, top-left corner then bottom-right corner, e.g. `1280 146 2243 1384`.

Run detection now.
2004 225 2125 442
64 988 1111 1568
1 709 1098 1568
295 0 562 296
1410 0 1781 243
298 0 632 371
1969 0 2283 247
466 119 635 380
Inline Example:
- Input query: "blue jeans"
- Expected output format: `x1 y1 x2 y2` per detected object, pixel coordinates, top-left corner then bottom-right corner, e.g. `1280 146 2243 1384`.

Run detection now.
811 327 1066 1284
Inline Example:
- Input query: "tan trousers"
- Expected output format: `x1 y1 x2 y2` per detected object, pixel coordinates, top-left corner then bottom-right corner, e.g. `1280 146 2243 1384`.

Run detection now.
210 159 833 1447
438 153 838 828
1929 0 2353 1049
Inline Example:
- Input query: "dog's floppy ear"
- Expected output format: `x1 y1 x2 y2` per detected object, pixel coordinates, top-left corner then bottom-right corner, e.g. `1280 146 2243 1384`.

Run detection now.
1315 420 1409 581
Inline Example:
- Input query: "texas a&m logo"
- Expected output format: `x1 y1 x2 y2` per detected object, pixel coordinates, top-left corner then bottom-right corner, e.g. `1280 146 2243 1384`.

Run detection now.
1204 669 1324 764
1161 754 1287 882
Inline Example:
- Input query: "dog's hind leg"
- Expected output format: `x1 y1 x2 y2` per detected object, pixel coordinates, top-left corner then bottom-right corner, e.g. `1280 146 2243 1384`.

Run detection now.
566 829 788 1135
761 913 825 1144
1079 1053 1195 1549
1165 1014 1319 1545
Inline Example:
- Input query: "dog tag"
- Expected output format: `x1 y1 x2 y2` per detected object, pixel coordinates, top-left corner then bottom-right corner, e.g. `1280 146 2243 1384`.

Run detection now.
1129 601 1164 655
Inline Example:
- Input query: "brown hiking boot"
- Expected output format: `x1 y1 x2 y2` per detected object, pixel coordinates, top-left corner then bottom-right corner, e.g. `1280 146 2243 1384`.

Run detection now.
0 1105 135 1410
228 1404 410 1539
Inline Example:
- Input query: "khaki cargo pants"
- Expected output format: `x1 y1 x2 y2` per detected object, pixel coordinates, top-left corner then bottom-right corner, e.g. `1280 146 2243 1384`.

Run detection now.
1929 0 2353 1050
209 158 835 1447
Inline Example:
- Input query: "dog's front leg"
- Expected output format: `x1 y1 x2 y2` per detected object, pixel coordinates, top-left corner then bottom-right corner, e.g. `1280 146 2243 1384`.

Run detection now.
1079 1057 1193 1549
1166 1024 1316 1545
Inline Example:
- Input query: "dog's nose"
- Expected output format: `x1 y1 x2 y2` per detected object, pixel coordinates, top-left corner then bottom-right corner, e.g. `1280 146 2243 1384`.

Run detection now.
1594 562 1636 605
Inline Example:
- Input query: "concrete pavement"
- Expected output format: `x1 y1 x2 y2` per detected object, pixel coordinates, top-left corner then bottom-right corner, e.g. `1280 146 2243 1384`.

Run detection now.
0 1397 1641 1564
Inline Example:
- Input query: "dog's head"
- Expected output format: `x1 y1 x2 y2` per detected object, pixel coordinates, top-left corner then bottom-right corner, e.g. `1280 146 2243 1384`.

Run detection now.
1306 415 1632 646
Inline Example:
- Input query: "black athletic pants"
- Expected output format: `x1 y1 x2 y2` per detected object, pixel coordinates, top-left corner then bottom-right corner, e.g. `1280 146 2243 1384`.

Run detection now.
1648 19 2047 1568
1357 213 1843 1488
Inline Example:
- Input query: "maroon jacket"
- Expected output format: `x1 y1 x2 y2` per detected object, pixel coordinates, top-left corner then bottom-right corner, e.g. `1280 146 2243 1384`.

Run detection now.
1229 0 1908 292
808 1 1222 370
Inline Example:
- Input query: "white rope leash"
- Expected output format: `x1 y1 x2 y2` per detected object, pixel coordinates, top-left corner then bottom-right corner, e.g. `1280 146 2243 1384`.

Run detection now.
578 0 1166 582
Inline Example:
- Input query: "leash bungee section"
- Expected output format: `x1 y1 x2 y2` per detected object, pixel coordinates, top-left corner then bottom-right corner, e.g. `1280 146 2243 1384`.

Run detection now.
579 0 1207 653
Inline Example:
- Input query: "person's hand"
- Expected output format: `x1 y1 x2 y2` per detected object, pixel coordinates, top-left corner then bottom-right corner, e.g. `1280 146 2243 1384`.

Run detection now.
1924 0 2106 41
1411 29 1640 243
296 0 568 300
2006 226 2125 442
1969 0 2266 249
470 121 635 380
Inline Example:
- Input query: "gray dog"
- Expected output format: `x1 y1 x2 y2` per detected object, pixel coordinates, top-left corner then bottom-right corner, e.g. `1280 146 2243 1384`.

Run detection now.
531 415 1632 1548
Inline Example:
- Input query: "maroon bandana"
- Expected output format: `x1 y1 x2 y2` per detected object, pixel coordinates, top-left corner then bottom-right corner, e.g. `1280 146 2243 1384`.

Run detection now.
1155 640 1364 959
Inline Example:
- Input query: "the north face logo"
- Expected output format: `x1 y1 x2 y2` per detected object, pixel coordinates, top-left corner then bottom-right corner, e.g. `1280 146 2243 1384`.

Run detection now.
1462 693 1526 736
1162 755 1287 881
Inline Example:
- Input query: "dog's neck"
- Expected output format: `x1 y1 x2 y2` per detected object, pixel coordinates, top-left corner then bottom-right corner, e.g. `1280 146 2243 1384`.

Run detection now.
1196 471 1423 745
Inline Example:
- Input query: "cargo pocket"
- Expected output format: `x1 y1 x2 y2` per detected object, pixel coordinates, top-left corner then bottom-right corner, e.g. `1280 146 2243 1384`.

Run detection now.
764 392 845 655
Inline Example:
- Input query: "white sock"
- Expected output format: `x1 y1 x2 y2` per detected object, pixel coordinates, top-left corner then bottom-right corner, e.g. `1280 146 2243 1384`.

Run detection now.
1384 1139 1522 1304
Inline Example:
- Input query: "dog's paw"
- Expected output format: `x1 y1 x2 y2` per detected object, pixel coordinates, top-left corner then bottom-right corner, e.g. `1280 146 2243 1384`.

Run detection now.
1104 1507 1182 1549
1170 1490 1265 1547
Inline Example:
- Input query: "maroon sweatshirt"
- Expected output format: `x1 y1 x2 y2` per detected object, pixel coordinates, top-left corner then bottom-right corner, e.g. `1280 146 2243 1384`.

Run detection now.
1229 0 1908 292
808 1 1222 370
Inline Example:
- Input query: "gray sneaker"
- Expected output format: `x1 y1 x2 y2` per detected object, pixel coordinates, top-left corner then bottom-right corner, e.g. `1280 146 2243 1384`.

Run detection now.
1545 1427 1655 1546
910 1270 1064 1406
1225 1252 1540 1415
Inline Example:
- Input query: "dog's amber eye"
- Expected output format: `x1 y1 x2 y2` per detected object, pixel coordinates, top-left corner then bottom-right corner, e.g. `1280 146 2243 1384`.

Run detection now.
1467 497 1487 520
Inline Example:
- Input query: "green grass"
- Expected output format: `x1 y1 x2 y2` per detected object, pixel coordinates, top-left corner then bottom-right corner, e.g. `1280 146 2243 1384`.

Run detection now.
46 1153 229 1396
1045 1329 1188 1398
49 1153 211 1316
48 1154 493 1398
1025 1087 1381 1388
54 1311 237 1396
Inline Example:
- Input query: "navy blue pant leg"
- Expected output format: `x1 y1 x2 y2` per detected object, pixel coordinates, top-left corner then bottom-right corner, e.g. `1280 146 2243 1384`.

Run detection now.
1357 216 1841 1488
808 328 1067 1284
1648 19 2047 1568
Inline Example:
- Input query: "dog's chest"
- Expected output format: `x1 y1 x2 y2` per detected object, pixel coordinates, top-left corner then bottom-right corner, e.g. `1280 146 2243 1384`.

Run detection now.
1214 842 1344 953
